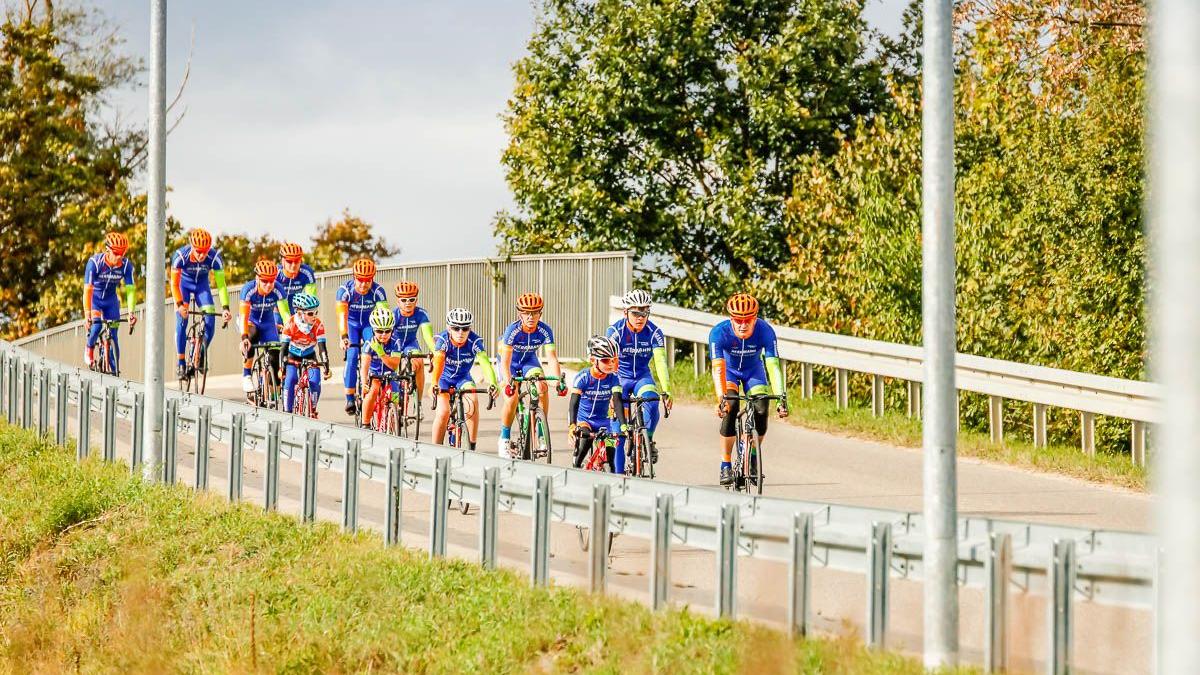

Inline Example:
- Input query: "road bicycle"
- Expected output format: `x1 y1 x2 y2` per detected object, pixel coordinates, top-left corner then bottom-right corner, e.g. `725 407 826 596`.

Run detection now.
505 375 563 463
624 394 670 479
434 386 496 514
366 372 404 434
246 342 283 410
722 393 782 494
288 357 325 419
574 426 620 553
88 317 133 376
391 352 431 440
180 304 227 394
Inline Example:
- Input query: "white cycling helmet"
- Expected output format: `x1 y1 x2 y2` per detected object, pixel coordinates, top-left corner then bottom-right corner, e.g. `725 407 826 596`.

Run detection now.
621 289 653 309
369 305 395 332
587 334 619 359
446 307 473 328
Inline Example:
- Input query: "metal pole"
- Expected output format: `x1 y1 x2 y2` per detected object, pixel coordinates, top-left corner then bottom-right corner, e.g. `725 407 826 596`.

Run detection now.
531 475 552 586
342 439 360 532
480 466 499 567
650 493 673 610
788 512 813 638
716 503 739 618
194 405 211 490
429 456 450 558
103 386 117 462
588 483 610 593
142 0 167 482
922 0 959 666
385 448 405 546
264 421 280 511
1151 0 1200 670
228 413 244 501
301 430 319 523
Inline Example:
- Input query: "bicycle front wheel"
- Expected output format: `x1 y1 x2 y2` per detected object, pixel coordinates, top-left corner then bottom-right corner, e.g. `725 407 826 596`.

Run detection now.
636 428 654 479
533 408 553 464
196 340 209 395
748 425 764 495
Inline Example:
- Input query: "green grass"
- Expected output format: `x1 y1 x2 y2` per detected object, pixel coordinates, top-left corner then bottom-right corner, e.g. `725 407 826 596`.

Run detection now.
0 422 972 674
670 359 1146 491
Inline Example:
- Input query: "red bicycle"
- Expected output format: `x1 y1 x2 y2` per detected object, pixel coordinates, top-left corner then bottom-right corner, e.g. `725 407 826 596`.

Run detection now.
289 358 324 419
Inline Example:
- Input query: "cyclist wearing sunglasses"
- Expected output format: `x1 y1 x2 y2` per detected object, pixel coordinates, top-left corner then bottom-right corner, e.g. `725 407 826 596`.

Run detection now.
238 260 292 394
279 293 331 414
606 289 672 465
275 242 318 324
568 335 628 473
429 307 499 447
391 280 436 404
83 232 138 369
709 293 789 486
336 258 389 415
496 292 566 458
359 306 405 427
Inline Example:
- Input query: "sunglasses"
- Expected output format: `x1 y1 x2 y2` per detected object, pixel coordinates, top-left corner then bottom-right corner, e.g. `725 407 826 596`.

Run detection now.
398 297 417 303
628 308 650 318
449 326 470 333
300 309 318 317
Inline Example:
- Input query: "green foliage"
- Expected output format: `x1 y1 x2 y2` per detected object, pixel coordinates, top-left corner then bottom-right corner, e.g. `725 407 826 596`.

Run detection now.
496 0 889 309
0 422 956 673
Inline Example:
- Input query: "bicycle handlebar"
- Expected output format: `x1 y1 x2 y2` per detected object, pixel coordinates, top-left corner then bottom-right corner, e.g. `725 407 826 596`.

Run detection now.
721 393 784 402
627 393 671 419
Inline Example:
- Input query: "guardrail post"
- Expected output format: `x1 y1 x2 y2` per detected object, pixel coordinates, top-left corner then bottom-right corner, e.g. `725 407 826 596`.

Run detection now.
907 381 922 419
103 386 117 462
800 363 813 400
1131 421 1147 467
228 413 245 501
0 353 6 419
430 456 450 558
480 466 499 567
385 448 405 546
6 357 17 423
716 503 739 618
264 420 281 511
130 392 143 470
37 368 49 436
194 405 211 490
301 430 320 523
867 521 892 649
651 493 673 610
692 342 705 379
985 531 1011 673
55 373 68 446
531 475 552 586
77 379 91 461
588 483 610 593
988 395 1004 445
342 439 361 532
788 512 813 637
162 398 177 484
1048 539 1075 675
1033 403 1048 448
21 362 33 429
871 375 885 417
835 368 849 409
664 336 676 369
1079 412 1096 457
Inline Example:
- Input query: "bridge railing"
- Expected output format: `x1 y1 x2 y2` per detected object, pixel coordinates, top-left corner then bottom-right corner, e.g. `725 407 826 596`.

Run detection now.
0 339 1156 674
614 299 1158 465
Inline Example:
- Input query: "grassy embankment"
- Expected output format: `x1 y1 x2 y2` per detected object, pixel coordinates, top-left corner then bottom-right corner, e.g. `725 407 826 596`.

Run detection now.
0 422 972 673
669 359 1146 491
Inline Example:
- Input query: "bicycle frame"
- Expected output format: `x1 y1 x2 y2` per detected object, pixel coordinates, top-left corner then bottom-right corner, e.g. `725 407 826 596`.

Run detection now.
508 375 561 462
722 393 780 494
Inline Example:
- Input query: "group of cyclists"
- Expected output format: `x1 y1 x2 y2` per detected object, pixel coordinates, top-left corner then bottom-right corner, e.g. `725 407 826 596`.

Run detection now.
82 228 790 487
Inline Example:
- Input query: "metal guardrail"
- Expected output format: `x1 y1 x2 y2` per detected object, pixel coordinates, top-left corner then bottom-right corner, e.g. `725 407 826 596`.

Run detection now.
14 252 632 378
0 340 1156 673
623 299 1158 465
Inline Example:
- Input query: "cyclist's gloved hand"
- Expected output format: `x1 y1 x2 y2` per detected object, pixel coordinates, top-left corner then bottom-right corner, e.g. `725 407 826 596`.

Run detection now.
323 366 332 380
221 308 232 325
340 335 350 351
430 384 440 398
556 380 567 396
504 382 515 398
778 399 790 419
176 303 188 318
567 423 577 441
128 314 139 329
715 400 728 418
619 423 630 437
240 336 251 356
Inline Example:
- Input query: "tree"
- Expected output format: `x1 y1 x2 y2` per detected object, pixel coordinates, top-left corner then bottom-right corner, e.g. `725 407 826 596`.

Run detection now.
495 0 889 309
308 209 399 270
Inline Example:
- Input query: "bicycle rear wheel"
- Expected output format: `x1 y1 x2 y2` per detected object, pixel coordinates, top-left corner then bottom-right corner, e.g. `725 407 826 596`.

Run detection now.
533 408 553 464
386 403 400 435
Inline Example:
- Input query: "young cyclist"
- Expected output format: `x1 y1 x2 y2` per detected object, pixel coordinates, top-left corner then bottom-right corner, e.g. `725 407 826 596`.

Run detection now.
238 260 291 395
279 292 331 415
429 307 499 448
497 292 566 458
606 289 672 465
336 258 389 415
359 306 404 428
391 280 436 401
709 293 789 486
171 228 232 379
568 335 628 473
83 232 138 371
275 242 318 322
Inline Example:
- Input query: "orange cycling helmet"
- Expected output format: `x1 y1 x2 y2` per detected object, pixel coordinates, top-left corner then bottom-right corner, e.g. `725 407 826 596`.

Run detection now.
189 228 212 252
280 242 303 261
516 292 544 312
254 259 278 281
104 232 129 256
394 280 419 298
351 258 376 281
726 293 759 319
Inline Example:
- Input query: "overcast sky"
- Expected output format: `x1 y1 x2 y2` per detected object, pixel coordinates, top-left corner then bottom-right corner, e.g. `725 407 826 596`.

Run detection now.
92 1 907 262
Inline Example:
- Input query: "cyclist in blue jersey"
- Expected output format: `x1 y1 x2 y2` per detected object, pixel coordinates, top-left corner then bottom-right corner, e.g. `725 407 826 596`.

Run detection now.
568 335 628 473
170 228 232 379
82 232 138 371
359 306 405 427
275 242 318 323
496 292 566 458
429 307 499 447
606 289 673 465
391 280 436 402
709 293 789 486
238 260 292 396
336 258 390 415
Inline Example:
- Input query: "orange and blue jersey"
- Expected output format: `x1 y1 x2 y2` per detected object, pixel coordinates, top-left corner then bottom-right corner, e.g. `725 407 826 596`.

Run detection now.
499 320 555 375
170 245 225 295
392 306 433 353
432 330 497 390
275 262 317 310
606 318 665 380
238 281 289 342
335 280 388 336
708 318 784 397
84 253 134 308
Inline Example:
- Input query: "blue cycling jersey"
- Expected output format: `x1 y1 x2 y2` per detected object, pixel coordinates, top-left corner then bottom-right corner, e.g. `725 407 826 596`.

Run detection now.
366 332 405 377
239 281 285 326
275 263 316 304
708 319 779 372
84 253 133 302
335 280 388 328
606 318 666 380
500 320 555 371
434 330 486 383
572 368 622 422
392 306 431 351
171 245 224 289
